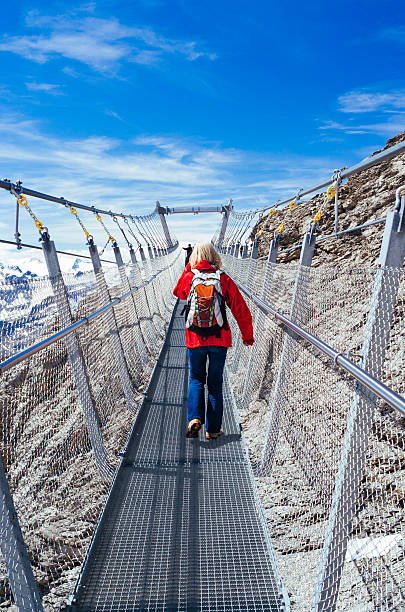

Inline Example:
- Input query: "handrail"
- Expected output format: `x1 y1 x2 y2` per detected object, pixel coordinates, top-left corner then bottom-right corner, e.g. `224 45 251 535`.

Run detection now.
0 179 147 221
266 217 388 257
0 251 180 374
0 238 117 265
258 140 405 213
160 205 228 214
230 275 405 417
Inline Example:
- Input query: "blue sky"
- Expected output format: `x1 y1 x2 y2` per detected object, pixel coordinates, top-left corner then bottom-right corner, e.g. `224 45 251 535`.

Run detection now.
0 0 405 266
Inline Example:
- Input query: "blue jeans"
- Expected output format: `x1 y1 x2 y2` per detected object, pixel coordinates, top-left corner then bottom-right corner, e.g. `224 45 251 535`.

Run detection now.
187 346 228 434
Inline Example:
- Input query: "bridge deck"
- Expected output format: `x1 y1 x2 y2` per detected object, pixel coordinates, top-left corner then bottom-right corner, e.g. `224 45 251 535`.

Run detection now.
69 303 285 611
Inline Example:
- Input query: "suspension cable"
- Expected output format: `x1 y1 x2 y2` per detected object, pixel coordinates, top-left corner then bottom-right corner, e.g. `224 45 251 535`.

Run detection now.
226 213 247 245
151 215 166 248
223 211 241 246
137 215 157 246
93 212 117 256
112 215 132 248
131 216 151 245
10 185 46 235
239 212 260 243
312 180 340 225
123 217 141 247
63 202 92 242
94 212 116 244
235 213 256 243
142 215 160 248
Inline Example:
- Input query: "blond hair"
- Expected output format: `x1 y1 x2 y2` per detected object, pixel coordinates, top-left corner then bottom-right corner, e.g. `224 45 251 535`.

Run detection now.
189 242 222 269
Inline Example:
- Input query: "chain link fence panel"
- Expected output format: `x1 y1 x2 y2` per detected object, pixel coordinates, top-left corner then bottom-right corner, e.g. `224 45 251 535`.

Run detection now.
0 248 182 610
222 254 405 611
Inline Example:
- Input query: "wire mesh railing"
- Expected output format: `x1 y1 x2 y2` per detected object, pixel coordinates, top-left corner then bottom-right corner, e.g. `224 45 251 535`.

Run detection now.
0 246 182 610
0 166 404 611
220 194 405 611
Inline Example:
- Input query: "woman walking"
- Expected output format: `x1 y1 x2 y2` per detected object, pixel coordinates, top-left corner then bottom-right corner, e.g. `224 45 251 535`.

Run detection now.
173 242 254 439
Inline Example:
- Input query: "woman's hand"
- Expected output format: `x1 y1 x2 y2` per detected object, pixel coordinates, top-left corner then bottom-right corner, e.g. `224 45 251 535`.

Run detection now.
243 338 254 346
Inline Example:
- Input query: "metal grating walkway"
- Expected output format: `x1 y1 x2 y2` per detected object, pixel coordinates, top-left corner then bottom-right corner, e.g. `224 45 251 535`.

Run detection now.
69 302 286 611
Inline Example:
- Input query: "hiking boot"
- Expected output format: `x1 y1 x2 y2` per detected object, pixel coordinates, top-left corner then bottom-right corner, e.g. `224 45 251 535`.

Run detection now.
206 431 223 440
186 419 202 438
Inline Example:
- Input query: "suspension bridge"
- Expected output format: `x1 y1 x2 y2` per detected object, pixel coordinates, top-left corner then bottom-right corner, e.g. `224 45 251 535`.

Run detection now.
0 139 404 611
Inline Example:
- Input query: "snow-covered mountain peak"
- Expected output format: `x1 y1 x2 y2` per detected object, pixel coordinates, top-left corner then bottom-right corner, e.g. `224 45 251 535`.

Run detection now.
0 254 93 280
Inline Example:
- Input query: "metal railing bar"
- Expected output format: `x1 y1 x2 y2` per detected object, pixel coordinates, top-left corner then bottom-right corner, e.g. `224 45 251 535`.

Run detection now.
0 238 116 265
0 180 139 220
276 217 388 255
230 275 405 417
260 140 405 213
0 319 91 371
315 217 387 243
163 205 226 214
0 253 179 374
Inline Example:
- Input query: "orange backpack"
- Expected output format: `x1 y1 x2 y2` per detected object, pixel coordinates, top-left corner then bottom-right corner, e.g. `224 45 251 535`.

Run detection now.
185 269 228 337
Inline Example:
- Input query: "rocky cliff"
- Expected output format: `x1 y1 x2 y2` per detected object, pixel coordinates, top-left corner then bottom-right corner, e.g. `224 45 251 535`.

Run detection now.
236 131 405 611
254 131 405 267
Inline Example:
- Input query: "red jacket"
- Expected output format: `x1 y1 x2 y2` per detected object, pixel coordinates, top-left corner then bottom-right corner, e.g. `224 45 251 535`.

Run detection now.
173 260 254 349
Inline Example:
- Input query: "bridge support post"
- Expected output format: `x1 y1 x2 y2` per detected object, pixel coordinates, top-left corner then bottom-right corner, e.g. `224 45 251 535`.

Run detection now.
165 245 177 288
217 201 232 250
89 241 136 412
312 193 405 611
41 235 113 481
259 226 316 474
156 201 173 248
113 245 149 368
143 246 164 334
153 249 171 320
232 238 259 374
241 234 280 408
129 246 158 346
241 243 248 258
0 458 43 611
139 246 146 262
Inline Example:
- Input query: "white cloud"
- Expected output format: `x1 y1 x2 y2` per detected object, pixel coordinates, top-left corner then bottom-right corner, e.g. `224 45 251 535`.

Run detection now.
319 116 405 137
62 66 80 78
319 87 405 139
104 109 124 121
25 81 63 95
0 114 347 251
338 90 405 113
130 49 161 66
0 11 216 74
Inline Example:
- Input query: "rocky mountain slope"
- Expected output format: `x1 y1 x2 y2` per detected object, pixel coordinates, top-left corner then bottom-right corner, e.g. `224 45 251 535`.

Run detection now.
254 131 405 267
236 131 405 610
